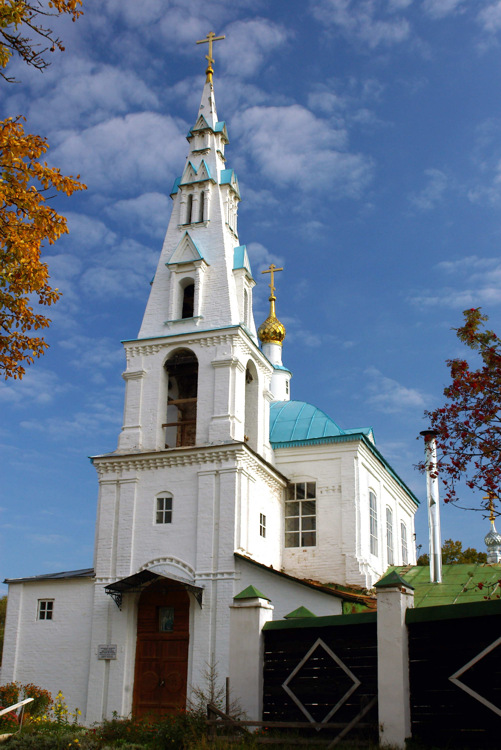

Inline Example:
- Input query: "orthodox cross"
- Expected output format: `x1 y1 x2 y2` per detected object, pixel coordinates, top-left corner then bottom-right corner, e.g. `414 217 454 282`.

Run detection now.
484 493 498 521
196 31 225 74
262 264 284 298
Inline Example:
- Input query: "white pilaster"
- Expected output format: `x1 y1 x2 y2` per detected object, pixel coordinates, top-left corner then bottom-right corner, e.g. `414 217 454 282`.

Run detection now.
376 573 414 749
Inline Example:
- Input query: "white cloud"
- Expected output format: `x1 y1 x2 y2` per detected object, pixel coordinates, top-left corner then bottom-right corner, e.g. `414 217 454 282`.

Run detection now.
311 0 411 48
217 18 291 77
409 168 448 210
59 336 124 372
106 193 171 238
20 400 122 441
409 256 501 307
20 60 159 131
422 0 467 19
231 104 372 196
0 369 68 406
50 113 187 195
365 366 429 412
477 1 501 33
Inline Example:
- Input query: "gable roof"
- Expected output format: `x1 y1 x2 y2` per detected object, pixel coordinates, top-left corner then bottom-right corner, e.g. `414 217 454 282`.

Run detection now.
4 568 94 584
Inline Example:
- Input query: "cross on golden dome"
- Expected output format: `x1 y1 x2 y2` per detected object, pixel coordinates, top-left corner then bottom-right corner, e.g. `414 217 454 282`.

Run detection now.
258 264 286 346
196 31 225 82
261 263 283 299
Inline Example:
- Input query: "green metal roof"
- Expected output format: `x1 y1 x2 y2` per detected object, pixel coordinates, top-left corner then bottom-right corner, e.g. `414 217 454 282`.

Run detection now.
269 400 372 444
284 606 317 619
234 584 270 601
389 563 501 607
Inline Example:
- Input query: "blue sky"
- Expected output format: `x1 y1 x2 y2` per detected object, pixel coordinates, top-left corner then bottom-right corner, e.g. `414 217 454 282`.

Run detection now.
3 0 501 593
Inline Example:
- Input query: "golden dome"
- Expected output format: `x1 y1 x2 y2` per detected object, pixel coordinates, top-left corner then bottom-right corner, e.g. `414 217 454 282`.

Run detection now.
258 295 286 345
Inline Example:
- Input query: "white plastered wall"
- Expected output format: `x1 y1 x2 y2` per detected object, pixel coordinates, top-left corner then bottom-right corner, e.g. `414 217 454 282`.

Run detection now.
2 579 94 718
274 439 418 589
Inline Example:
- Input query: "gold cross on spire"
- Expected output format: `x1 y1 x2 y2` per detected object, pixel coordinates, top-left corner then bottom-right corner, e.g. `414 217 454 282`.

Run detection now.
196 31 225 82
262 264 284 299
484 493 498 522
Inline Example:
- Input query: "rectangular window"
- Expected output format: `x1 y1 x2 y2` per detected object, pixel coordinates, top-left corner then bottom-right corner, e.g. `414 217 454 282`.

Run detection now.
401 522 408 565
260 513 266 538
156 496 172 524
386 507 394 565
369 491 378 556
38 600 53 620
285 482 316 548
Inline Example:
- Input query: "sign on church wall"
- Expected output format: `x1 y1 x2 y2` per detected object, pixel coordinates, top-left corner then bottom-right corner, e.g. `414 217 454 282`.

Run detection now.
98 644 117 660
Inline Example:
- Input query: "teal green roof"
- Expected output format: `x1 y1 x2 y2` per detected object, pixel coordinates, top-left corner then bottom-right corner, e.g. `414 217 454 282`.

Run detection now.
389 564 501 607
233 245 253 276
220 169 240 197
170 176 181 195
269 401 373 445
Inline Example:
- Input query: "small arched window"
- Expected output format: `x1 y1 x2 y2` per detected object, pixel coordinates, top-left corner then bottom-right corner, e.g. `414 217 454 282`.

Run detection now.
386 507 394 565
369 491 378 556
156 493 173 524
181 283 194 319
164 350 198 448
401 522 408 564
199 191 205 223
186 194 193 224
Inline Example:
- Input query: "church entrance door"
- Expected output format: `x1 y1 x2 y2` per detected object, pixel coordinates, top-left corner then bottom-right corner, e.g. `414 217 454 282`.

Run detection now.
133 579 190 717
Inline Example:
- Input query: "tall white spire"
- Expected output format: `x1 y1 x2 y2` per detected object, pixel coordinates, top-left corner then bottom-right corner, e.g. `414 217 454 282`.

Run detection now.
137 38 257 341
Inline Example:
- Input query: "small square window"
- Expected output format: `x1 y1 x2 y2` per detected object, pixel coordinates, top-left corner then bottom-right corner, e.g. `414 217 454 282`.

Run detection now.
260 513 266 538
156 496 172 524
38 600 53 620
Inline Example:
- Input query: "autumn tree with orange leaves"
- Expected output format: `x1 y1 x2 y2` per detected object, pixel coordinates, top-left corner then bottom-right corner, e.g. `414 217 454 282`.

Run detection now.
0 1 86 379
421 308 501 515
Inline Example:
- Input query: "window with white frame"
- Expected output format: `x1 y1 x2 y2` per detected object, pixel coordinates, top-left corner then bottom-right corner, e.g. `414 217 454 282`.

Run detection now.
260 513 266 538
369 491 378 556
401 522 408 564
386 507 394 565
285 482 316 548
156 495 173 524
38 600 53 620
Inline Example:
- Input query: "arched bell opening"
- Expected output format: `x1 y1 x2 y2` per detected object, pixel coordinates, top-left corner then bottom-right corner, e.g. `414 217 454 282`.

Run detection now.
164 349 198 448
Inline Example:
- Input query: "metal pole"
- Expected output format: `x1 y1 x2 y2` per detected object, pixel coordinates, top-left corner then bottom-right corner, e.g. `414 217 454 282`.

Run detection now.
420 429 442 583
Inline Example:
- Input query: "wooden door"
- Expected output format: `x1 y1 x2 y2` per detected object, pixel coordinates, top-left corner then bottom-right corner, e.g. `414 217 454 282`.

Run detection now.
133 580 190 717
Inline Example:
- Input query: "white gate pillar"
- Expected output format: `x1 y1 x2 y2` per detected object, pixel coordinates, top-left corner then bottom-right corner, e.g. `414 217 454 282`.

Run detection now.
375 570 414 749
229 585 274 721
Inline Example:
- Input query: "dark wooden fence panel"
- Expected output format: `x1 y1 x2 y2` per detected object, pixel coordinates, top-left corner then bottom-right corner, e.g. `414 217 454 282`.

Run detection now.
263 616 378 737
408 605 501 748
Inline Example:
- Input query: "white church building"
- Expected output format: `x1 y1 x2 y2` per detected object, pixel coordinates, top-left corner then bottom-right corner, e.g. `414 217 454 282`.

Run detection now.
2 44 418 723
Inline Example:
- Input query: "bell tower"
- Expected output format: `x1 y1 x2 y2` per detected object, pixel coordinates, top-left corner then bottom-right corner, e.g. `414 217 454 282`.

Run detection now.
116 33 273 459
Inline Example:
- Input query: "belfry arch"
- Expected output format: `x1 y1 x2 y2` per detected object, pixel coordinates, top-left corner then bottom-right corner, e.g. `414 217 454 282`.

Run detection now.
164 349 198 448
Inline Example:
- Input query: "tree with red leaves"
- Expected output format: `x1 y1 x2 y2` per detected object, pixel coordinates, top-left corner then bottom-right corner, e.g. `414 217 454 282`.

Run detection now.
422 308 501 515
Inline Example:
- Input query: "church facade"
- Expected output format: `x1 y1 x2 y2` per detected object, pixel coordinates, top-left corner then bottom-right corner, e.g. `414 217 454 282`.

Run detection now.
2 51 418 723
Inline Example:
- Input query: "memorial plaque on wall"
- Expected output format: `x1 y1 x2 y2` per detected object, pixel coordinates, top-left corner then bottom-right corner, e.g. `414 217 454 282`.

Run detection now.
98 644 117 660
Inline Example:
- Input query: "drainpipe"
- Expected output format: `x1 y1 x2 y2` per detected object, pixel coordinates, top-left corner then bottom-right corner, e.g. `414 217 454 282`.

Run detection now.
420 429 442 583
